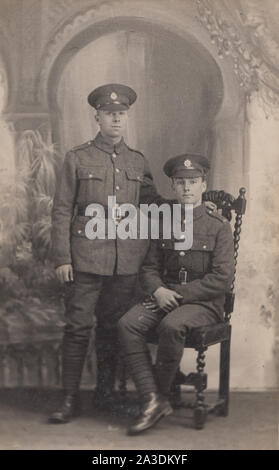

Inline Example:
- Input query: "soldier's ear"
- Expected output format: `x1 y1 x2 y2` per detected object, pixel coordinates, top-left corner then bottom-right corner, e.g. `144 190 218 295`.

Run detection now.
202 179 207 193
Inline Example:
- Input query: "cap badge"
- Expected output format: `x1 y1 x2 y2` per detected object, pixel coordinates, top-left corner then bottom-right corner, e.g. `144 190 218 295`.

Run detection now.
184 159 194 169
110 92 118 100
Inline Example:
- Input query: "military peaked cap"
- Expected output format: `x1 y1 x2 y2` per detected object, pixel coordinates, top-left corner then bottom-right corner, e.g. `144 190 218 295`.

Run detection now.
163 153 210 178
88 83 137 111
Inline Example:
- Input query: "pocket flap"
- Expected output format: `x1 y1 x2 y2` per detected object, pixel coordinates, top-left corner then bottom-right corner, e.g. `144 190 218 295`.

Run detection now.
77 166 106 180
191 236 215 251
125 167 143 181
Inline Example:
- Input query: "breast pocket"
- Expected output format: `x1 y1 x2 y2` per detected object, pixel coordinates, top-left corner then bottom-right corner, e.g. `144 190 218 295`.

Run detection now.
189 236 215 273
76 166 106 202
125 167 143 204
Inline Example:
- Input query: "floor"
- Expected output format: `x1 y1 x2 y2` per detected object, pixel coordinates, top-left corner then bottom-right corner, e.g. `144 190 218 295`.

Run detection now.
0 389 277 450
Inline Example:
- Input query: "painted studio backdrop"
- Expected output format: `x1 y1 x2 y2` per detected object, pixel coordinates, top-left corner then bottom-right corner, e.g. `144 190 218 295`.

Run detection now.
0 0 278 391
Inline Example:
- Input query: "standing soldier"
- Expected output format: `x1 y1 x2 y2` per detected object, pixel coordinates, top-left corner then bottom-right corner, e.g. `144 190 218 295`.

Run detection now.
49 84 163 423
118 154 234 435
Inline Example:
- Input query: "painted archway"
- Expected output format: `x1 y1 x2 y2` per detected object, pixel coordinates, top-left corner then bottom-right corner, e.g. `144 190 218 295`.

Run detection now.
51 22 225 195
38 1 246 195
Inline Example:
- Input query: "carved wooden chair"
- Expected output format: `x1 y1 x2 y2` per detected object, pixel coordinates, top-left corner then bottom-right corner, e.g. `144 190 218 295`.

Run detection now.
119 187 246 430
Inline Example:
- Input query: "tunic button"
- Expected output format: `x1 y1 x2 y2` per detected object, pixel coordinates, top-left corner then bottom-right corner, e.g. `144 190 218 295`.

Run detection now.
179 251 185 256
203 245 207 249
137 176 141 181
115 185 120 191
88 173 93 178
115 168 120 173
78 229 82 234
161 243 165 247
112 152 117 158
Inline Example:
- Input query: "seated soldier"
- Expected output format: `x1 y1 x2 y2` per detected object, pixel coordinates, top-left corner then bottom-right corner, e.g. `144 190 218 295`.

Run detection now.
118 153 235 435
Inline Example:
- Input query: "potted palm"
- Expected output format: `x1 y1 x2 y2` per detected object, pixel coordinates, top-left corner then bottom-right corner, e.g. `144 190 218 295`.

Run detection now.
0 129 66 386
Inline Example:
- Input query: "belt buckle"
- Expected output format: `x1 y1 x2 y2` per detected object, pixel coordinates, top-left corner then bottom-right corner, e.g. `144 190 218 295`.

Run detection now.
112 204 122 225
179 268 187 285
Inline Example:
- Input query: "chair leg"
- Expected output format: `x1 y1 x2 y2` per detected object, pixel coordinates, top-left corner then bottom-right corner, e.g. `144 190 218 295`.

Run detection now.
194 347 207 430
217 333 231 417
169 380 182 408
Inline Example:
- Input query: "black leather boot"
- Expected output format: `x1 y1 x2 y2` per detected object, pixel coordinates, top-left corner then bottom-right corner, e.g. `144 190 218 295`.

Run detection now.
48 394 80 424
48 336 88 424
127 392 173 435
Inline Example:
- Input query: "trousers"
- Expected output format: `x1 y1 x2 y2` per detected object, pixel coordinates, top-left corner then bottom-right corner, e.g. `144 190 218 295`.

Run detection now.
62 271 137 395
118 301 219 397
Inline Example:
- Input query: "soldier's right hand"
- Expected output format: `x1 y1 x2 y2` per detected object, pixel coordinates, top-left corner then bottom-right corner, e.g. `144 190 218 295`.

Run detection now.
55 264 74 283
153 286 183 313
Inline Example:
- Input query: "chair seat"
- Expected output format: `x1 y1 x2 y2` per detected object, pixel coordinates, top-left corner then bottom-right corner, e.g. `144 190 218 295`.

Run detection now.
147 321 231 349
185 322 231 349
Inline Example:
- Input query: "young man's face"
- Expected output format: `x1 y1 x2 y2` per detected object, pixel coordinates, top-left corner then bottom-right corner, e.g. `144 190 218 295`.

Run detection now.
171 176 207 207
95 110 128 139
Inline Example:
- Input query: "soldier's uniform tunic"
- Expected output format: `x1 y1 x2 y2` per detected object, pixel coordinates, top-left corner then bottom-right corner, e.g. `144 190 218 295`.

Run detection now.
118 202 234 397
52 131 161 275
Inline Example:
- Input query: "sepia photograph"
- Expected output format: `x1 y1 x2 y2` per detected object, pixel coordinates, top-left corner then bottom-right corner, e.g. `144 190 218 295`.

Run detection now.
0 0 278 452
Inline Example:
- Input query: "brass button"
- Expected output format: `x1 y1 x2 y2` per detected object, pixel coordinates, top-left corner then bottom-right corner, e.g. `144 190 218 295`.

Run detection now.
179 251 185 257
137 176 141 181
115 185 120 191
78 229 82 234
88 173 93 178
203 245 207 249
112 152 117 158
161 243 165 247
115 168 120 173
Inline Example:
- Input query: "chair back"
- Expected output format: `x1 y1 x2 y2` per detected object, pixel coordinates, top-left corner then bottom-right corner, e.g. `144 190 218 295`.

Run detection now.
203 188 246 321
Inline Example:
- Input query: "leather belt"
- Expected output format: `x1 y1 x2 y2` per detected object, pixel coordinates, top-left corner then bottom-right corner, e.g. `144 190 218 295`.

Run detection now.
164 268 188 285
76 203 134 224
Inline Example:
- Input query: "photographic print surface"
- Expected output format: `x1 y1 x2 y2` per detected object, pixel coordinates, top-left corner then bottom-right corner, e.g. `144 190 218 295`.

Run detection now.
0 0 278 451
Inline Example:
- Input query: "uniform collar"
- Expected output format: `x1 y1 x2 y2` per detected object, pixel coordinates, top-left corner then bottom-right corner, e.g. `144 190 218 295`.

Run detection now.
193 203 206 220
93 132 126 154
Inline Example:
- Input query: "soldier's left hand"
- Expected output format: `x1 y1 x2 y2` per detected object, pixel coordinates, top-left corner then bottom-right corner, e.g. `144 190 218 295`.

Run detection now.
153 286 183 313
143 298 161 313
